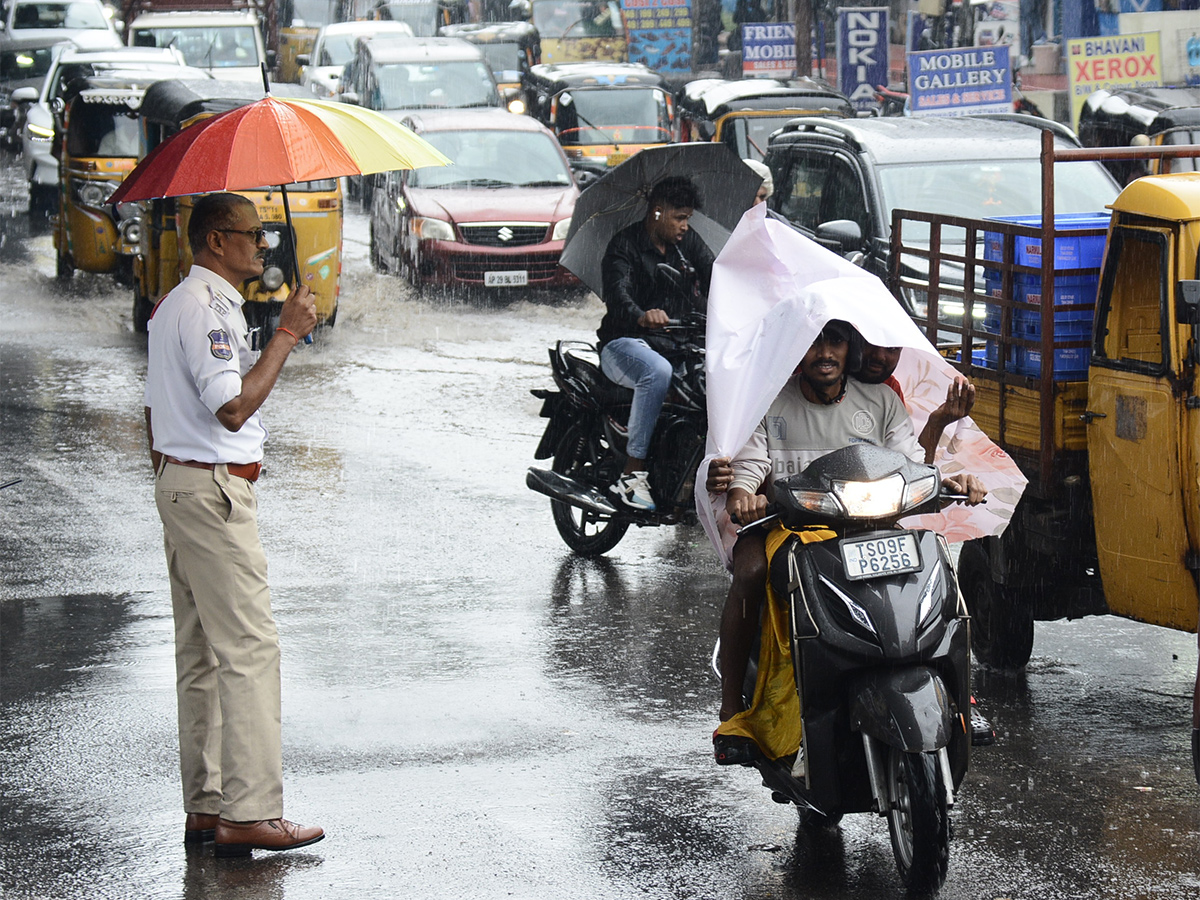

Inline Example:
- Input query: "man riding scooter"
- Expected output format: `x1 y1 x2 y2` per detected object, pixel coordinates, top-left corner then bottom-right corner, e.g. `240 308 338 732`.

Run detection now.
598 175 715 511
708 320 987 766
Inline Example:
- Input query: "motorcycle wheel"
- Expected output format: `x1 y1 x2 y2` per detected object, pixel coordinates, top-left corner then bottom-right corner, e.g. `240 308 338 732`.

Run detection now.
958 540 1034 670
551 422 629 556
885 746 949 894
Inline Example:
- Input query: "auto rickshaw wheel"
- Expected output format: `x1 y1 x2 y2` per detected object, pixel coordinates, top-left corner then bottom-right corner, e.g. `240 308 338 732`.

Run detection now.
958 540 1035 670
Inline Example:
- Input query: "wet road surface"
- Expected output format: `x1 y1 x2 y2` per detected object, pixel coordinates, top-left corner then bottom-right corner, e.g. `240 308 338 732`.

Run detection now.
1 163 1198 899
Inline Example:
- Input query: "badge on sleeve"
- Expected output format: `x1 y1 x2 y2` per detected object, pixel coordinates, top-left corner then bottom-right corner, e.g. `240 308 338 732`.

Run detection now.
208 329 233 360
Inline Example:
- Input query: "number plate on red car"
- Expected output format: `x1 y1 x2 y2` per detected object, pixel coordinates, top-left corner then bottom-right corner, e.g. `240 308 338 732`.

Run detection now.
840 533 921 581
485 270 528 287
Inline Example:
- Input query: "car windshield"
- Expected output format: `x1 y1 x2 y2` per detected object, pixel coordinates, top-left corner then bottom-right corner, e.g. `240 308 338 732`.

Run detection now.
11 1 107 30
408 128 572 188
877 159 1120 240
67 106 138 156
477 41 522 77
554 87 670 145
0 45 55 79
723 114 805 162
134 26 258 68
374 60 494 108
531 0 622 39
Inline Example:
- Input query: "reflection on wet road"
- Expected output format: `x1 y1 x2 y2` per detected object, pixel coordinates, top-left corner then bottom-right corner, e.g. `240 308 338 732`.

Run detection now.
1 171 1197 900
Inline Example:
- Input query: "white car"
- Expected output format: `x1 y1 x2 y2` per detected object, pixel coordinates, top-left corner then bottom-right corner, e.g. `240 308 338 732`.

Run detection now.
298 20 413 99
126 10 267 82
4 0 120 48
16 45 194 208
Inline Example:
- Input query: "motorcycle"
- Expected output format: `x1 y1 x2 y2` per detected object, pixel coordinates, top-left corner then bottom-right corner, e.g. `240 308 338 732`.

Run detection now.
720 443 972 894
526 308 707 556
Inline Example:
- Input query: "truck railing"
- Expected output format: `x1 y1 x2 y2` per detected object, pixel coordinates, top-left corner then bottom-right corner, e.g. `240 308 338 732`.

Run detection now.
889 130 1200 492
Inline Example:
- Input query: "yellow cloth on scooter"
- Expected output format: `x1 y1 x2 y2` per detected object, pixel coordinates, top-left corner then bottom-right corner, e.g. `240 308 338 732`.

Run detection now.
715 524 836 761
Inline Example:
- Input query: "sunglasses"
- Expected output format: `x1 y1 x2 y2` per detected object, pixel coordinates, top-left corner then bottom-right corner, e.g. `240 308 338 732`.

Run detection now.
219 227 266 243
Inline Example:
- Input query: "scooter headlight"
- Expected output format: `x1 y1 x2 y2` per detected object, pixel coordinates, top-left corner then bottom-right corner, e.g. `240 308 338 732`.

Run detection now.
260 266 285 292
832 473 906 518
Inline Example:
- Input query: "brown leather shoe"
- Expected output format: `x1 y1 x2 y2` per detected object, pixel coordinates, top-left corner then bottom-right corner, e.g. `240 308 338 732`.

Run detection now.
184 813 219 844
214 818 325 857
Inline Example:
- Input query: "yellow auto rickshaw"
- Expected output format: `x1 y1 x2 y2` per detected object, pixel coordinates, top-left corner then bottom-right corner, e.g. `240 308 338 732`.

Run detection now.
129 78 343 336
52 74 147 283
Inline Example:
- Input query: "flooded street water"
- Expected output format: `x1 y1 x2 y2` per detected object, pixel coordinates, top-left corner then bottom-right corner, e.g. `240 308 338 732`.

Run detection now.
1 163 1198 899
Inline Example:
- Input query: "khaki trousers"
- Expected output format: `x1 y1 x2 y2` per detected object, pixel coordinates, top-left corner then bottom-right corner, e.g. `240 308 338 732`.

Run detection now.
155 461 284 822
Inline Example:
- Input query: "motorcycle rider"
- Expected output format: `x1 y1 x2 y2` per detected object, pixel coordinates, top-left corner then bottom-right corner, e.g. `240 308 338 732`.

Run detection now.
598 175 715 511
708 320 986 766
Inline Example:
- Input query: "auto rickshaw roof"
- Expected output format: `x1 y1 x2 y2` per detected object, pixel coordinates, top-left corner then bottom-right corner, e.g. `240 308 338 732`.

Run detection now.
139 78 307 128
1081 86 1200 135
526 61 664 89
680 77 852 117
60 67 214 105
1111 172 1200 222
438 20 539 45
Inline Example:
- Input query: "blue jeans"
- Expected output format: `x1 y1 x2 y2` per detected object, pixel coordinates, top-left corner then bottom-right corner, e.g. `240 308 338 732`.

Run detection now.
600 337 672 462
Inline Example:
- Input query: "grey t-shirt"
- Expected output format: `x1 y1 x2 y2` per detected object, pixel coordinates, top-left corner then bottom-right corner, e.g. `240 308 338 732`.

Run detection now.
730 376 923 498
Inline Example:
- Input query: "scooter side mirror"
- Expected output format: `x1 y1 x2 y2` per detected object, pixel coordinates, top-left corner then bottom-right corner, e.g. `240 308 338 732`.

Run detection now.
655 262 683 291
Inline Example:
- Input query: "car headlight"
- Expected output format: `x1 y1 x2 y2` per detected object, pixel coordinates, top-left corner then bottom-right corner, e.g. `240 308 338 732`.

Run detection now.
551 218 571 241
412 216 454 242
27 122 53 141
73 178 118 207
507 97 526 115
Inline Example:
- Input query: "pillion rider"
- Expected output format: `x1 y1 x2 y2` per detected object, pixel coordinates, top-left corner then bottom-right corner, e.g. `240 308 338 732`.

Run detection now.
598 175 715 512
706 320 986 766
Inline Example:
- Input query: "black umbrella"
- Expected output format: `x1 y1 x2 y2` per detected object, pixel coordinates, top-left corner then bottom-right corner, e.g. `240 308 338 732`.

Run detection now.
559 143 764 297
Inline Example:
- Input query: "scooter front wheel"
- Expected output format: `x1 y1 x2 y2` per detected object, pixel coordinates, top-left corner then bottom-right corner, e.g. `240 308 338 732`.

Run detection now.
885 746 949 894
551 423 628 556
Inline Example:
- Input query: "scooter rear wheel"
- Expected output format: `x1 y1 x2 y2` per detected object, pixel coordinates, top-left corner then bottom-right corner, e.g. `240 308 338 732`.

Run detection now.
885 747 949 894
551 423 628 556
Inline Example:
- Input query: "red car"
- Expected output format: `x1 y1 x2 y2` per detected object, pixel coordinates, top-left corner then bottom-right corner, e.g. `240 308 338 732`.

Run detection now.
370 108 581 293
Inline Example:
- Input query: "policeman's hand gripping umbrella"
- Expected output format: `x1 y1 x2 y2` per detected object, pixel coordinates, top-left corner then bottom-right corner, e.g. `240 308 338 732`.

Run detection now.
558 142 763 297
110 64 451 313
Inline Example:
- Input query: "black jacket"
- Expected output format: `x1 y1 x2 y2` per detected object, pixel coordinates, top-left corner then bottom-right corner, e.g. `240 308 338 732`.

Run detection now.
597 222 714 349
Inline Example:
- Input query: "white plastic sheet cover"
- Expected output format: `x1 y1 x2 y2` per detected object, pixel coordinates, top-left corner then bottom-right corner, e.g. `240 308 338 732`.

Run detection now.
696 203 1028 569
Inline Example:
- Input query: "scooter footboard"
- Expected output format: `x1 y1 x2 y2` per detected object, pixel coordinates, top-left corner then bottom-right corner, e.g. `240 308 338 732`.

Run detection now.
848 666 954 752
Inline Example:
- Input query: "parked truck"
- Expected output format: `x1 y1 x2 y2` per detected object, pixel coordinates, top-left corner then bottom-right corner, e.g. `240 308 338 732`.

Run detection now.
122 0 282 73
889 131 1200 779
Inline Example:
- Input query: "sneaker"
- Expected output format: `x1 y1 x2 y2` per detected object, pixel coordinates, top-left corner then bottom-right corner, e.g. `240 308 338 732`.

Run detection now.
791 747 807 779
611 471 656 511
713 730 757 766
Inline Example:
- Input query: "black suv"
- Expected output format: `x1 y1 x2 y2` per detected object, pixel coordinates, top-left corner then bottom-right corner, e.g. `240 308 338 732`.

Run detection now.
762 115 1121 318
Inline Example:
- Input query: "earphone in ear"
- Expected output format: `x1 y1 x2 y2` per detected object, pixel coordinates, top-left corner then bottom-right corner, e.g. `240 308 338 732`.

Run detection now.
654 210 661 220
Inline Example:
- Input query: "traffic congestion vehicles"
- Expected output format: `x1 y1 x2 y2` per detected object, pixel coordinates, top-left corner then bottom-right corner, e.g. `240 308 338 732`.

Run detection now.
128 78 343 333
295 19 413 98
674 77 853 161
126 10 269 81
527 310 706 555
527 0 623 64
0 33 61 147
1078 86 1200 185
890 134 1200 777
731 444 973 894
338 35 499 115
371 107 578 292
522 61 670 186
4 0 120 47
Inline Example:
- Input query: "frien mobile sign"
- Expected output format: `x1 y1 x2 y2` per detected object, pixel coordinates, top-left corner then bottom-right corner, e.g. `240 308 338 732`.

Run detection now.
837 7 888 111
907 46 1013 116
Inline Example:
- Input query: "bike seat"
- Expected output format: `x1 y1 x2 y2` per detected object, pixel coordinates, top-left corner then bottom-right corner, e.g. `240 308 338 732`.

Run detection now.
564 349 633 409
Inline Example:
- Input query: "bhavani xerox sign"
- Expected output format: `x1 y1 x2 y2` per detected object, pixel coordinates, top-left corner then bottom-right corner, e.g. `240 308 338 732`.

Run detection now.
907 45 1013 116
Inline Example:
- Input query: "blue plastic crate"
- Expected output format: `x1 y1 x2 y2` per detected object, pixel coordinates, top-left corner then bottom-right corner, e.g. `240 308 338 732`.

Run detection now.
983 213 1111 269
1013 272 1099 307
1012 306 1093 337
1014 345 1091 379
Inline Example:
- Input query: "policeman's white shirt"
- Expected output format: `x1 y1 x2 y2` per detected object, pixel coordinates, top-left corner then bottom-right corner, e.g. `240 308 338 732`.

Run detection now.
144 265 267 464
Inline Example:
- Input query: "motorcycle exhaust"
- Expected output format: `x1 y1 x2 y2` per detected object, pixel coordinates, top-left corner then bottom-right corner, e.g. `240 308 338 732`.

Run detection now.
526 467 620 517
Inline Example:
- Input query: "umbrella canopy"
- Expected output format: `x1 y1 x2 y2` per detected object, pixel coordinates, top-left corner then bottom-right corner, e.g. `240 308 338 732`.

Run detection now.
559 143 763 297
110 94 450 203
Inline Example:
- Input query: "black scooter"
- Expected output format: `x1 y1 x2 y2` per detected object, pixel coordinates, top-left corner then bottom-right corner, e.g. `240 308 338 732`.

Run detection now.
723 444 972 894
526 310 706 556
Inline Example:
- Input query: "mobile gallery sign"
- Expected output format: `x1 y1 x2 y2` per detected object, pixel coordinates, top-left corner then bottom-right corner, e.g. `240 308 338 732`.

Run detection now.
742 22 796 76
906 45 1013 116
837 7 889 111
1067 31 1162 129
